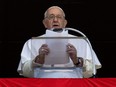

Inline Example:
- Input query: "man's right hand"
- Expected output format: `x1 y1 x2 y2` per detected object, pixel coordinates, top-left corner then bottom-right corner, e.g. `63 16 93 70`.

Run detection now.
35 44 50 64
39 44 50 55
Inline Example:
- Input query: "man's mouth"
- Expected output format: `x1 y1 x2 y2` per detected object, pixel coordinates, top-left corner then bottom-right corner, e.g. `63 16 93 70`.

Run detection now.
52 24 60 28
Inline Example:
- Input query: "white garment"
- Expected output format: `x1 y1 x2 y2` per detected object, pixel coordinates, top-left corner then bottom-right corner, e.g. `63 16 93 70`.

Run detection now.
17 32 101 78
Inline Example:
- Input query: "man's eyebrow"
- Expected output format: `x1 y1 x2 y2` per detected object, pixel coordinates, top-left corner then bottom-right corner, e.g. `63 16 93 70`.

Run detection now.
48 14 62 16
48 14 54 15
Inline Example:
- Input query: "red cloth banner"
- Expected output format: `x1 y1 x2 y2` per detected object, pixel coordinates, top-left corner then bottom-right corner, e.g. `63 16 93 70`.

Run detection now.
0 78 116 87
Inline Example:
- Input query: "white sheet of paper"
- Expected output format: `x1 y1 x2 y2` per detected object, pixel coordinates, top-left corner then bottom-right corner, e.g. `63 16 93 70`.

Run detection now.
44 30 69 65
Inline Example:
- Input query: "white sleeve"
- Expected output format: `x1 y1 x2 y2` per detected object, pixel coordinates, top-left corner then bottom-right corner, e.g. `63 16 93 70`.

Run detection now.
17 39 34 77
22 60 34 77
17 39 44 77
83 43 102 78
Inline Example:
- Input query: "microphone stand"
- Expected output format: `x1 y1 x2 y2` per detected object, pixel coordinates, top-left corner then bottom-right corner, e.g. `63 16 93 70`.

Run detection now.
64 27 96 78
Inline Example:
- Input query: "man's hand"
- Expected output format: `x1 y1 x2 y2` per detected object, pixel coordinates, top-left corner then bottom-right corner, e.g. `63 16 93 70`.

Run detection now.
66 43 78 64
35 44 50 64
39 44 50 55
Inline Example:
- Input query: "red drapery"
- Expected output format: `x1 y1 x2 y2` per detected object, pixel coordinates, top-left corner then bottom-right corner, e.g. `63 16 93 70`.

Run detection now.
0 78 116 87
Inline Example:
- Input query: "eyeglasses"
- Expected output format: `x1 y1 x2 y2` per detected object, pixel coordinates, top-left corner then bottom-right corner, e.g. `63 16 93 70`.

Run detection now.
45 15 64 20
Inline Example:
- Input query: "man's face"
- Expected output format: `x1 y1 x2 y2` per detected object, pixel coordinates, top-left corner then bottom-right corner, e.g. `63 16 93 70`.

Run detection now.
43 8 67 29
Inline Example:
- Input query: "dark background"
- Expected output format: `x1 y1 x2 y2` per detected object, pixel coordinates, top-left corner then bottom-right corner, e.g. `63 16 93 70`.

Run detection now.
1 0 116 78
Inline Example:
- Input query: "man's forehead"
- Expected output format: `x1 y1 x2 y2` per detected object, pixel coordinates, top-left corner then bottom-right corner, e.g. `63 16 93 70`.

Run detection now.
47 8 62 14
44 6 65 18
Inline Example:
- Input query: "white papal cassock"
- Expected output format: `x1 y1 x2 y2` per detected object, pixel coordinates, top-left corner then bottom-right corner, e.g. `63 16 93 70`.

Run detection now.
17 30 101 78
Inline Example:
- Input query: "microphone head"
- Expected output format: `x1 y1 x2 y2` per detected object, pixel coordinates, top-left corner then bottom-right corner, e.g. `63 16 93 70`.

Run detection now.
53 28 63 32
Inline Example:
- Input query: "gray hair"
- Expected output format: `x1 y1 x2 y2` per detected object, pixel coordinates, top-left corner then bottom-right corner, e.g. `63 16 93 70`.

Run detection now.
44 6 65 18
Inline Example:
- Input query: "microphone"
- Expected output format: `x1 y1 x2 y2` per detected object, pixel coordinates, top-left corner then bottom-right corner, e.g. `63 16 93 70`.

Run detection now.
47 28 64 33
53 28 63 32
64 27 96 77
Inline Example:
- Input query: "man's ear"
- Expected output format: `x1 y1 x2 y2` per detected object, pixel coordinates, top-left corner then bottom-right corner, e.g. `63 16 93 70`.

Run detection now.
42 19 47 28
64 19 67 27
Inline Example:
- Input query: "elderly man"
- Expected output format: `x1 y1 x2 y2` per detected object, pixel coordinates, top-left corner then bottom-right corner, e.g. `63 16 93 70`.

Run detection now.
17 6 101 78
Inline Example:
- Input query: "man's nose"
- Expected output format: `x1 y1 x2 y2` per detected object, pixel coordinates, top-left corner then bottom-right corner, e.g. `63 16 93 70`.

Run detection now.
53 17 58 21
